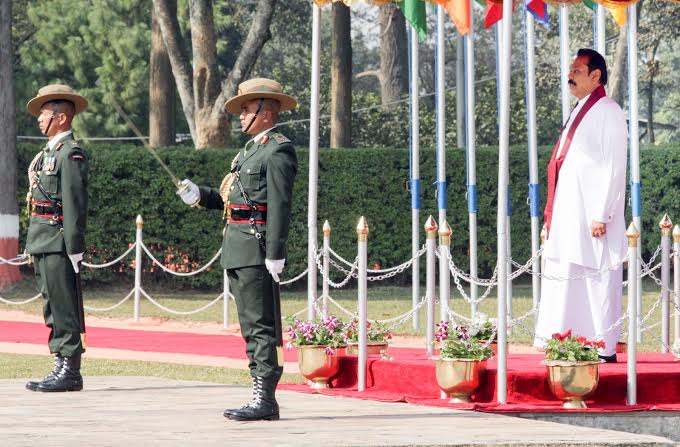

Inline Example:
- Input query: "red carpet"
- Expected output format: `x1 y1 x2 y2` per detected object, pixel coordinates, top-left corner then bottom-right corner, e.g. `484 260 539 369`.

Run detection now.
278 352 680 413
4 319 680 412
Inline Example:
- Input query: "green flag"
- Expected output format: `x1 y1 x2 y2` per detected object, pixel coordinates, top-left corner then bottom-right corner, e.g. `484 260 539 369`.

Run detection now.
399 0 427 41
582 0 596 11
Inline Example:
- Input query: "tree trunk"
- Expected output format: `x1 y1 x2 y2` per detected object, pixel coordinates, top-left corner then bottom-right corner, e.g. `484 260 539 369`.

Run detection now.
0 0 21 287
378 3 408 111
331 2 351 148
153 0 196 143
149 1 176 147
608 27 627 105
155 0 277 149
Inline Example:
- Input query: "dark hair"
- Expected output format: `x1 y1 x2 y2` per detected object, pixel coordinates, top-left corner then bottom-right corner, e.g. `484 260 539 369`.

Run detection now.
576 48 608 86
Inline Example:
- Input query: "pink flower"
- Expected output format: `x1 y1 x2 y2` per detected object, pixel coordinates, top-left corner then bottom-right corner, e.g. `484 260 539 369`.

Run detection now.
322 315 338 332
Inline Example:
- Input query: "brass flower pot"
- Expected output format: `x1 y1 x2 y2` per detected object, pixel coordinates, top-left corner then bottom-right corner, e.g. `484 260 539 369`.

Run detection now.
434 358 486 403
545 360 600 409
346 342 390 359
297 345 344 389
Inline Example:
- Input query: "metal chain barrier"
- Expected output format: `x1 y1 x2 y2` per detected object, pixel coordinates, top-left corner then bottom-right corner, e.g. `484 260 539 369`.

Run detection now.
0 255 29 266
140 289 224 315
0 293 41 305
83 243 136 269
140 242 222 277
83 289 135 312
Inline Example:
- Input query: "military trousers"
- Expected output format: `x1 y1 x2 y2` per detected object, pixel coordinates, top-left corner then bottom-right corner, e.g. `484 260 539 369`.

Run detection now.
227 265 282 382
33 253 84 357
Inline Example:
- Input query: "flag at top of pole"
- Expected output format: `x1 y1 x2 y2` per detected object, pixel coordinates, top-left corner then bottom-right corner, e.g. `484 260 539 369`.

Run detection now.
400 0 428 40
431 0 471 34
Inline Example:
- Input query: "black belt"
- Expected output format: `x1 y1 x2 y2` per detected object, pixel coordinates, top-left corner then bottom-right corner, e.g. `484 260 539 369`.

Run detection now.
229 208 266 222
31 202 62 216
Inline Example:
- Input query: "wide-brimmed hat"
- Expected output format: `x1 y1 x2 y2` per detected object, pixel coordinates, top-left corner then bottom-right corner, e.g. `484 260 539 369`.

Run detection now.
26 84 88 117
224 78 297 114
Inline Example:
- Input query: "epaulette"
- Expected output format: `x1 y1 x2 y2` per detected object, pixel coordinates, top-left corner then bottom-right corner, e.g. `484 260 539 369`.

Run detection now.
272 133 291 145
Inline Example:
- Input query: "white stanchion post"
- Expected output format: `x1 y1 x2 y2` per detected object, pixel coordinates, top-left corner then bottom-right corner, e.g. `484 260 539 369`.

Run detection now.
626 223 639 405
223 269 229 329
322 220 331 317
357 217 369 392
660 214 673 353
674 225 680 344
559 6 571 125
307 2 321 321
133 215 143 322
425 216 438 356
540 224 546 275
595 4 606 56
439 221 452 324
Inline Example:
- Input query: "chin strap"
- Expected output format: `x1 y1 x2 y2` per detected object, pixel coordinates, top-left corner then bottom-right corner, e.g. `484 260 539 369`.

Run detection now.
42 103 62 136
243 99 264 134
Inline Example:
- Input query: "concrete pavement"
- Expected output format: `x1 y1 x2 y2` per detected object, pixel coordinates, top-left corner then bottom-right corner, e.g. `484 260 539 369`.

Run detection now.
0 376 674 447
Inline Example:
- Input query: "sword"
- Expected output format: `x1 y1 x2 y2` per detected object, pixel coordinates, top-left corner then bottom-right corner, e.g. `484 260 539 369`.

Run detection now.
108 95 184 189
74 263 87 350
272 279 284 367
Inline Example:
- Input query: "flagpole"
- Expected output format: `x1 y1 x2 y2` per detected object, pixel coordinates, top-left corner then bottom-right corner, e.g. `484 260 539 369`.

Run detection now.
559 5 571 124
627 4 642 344
409 24 421 330
497 0 513 405
465 0 478 316
307 2 321 320
435 4 449 325
596 4 606 56
524 10 540 311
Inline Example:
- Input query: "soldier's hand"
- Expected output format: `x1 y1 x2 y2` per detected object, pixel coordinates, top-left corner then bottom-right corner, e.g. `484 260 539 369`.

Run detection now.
265 259 285 283
177 179 200 206
68 253 83 273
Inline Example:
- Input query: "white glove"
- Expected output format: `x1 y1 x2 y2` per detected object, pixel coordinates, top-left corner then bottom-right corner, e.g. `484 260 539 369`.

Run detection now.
265 259 285 283
68 253 83 273
177 179 200 206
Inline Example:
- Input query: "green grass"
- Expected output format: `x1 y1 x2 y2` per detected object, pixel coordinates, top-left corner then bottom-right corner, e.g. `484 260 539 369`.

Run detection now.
0 352 305 384
0 277 670 352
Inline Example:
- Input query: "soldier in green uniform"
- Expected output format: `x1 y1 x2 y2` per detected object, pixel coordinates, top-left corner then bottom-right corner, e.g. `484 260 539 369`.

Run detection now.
178 78 297 421
23 84 89 392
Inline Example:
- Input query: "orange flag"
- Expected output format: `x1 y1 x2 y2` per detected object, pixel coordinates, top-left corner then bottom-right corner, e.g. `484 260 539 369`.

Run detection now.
432 0 471 35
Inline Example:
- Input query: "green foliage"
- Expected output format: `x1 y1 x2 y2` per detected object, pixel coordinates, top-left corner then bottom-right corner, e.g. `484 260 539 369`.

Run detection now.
15 142 680 289
344 319 392 344
286 315 346 349
435 321 493 361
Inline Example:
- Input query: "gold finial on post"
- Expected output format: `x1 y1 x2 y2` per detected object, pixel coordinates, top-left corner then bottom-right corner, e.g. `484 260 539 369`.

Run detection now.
424 215 438 239
673 225 680 244
323 220 331 237
356 216 369 242
136 215 144 230
439 220 452 246
626 222 640 247
659 214 673 236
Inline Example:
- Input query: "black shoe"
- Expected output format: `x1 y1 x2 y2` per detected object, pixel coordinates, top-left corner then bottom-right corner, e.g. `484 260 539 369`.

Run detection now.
599 353 617 363
227 376 280 421
223 377 258 418
26 354 64 391
37 353 83 392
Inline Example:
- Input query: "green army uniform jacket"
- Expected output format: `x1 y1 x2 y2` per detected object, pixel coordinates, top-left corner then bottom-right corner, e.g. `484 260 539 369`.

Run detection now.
25 134 88 255
198 129 298 269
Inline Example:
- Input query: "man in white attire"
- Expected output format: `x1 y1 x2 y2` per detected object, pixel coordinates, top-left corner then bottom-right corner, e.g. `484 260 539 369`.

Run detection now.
534 49 628 362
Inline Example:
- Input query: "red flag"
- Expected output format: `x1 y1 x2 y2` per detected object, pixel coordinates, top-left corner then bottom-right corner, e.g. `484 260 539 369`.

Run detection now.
485 1 514 29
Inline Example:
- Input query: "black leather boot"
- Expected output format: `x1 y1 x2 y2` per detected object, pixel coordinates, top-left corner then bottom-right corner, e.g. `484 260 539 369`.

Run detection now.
26 354 64 391
36 353 83 392
227 376 279 421
223 376 258 418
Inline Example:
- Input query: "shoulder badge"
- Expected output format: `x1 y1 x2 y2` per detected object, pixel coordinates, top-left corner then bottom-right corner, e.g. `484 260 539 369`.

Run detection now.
272 134 290 145
69 152 85 161
260 135 269 145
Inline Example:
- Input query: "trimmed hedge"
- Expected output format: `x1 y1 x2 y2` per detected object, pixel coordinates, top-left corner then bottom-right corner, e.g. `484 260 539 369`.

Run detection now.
16 143 680 289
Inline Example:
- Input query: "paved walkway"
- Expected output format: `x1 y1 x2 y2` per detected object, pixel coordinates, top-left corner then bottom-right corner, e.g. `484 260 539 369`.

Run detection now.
0 377 674 447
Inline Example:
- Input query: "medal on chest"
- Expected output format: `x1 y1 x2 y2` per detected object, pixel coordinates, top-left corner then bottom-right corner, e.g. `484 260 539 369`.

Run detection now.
43 156 57 173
